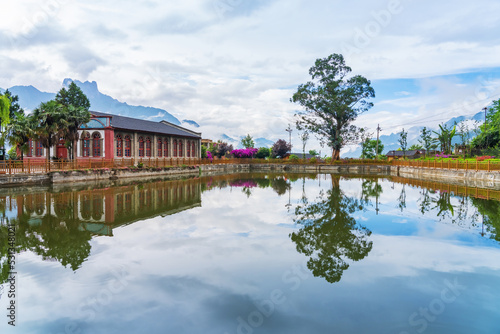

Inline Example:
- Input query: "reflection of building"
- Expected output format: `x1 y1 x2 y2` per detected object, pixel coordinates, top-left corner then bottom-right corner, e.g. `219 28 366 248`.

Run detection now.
23 111 202 161
16 179 202 236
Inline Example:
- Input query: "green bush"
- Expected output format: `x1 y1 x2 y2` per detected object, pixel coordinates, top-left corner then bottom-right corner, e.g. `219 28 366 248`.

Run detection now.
255 147 271 159
324 157 332 164
309 157 317 164
289 154 299 162
137 162 144 169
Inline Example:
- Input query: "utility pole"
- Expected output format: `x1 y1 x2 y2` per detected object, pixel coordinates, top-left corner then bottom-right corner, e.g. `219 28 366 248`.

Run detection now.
376 124 382 160
286 124 293 154
484 107 488 149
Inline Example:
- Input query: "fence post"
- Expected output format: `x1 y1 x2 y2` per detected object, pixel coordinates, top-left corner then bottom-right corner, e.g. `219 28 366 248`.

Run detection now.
466 160 468 171
488 160 490 172
476 160 478 171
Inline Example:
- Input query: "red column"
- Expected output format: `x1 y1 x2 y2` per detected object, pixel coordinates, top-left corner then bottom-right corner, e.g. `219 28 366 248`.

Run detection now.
104 129 115 160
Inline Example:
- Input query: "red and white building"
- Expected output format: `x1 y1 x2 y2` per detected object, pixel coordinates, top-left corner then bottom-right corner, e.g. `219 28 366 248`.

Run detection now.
24 111 202 160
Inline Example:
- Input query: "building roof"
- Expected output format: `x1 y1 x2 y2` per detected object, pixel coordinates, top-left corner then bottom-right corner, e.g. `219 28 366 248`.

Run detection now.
386 150 425 157
90 111 201 139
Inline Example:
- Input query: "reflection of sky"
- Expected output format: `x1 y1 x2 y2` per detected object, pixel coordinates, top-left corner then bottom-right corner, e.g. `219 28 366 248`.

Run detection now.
1 175 500 334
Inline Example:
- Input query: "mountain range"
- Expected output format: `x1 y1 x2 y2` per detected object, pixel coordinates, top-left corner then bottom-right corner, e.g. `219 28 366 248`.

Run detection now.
1 79 197 127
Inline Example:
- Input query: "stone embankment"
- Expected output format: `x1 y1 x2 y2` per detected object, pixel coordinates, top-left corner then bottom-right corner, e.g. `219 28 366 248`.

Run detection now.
1 163 500 189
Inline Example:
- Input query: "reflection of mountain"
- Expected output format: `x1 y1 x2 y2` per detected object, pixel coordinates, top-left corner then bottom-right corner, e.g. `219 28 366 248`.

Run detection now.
291 175 373 283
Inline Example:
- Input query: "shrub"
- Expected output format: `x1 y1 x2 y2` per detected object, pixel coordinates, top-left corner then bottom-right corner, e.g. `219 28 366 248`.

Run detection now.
476 155 495 161
255 147 271 159
271 139 291 158
137 162 144 169
309 157 317 164
324 157 332 164
231 148 258 158
289 154 299 162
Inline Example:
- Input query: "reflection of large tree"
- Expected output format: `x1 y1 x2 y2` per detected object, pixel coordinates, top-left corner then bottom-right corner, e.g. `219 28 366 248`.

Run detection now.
291 176 373 283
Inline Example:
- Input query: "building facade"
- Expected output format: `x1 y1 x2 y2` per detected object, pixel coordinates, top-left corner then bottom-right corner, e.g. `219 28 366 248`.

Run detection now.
24 111 202 161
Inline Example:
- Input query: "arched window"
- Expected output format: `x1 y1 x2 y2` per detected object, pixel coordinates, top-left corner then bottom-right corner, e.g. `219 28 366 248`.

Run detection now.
191 142 195 157
164 139 169 157
173 140 178 157
36 141 43 157
187 141 191 157
27 139 33 157
145 137 152 157
124 136 131 157
178 140 183 157
157 139 162 157
92 132 101 157
116 135 123 157
138 137 144 157
82 132 90 157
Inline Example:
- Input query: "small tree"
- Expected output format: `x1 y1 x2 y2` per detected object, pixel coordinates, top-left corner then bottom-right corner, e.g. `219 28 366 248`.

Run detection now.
241 134 255 148
418 127 434 156
398 128 408 158
5 112 35 161
433 124 456 154
300 131 309 159
358 128 373 159
215 141 233 158
255 147 271 159
309 149 319 157
272 139 292 158
361 139 384 159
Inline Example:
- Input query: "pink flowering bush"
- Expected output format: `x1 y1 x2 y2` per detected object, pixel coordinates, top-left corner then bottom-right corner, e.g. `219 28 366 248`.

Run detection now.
207 151 213 162
230 179 258 188
231 148 258 158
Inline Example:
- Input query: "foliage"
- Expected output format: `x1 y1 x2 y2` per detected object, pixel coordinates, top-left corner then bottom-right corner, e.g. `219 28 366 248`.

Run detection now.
0 94 11 137
255 147 271 159
32 100 69 164
137 162 144 168
408 144 423 150
241 134 255 148
206 151 213 161
201 144 207 158
309 157 317 164
361 138 383 159
7 146 18 160
358 128 373 159
231 148 258 158
398 128 408 158
5 112 35 160
291 53 375 160
215 141 233 158
419 127 436 156
2 89 25 119
324 157 332 163
289 154 299 162
476 155 495 161
308 149 319 157
472 100 500 149
433 123 456 154
55 82 91 110
271 139 291 158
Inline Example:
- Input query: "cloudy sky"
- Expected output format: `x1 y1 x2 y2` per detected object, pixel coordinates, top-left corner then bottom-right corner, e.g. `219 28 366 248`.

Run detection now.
1 0 500 153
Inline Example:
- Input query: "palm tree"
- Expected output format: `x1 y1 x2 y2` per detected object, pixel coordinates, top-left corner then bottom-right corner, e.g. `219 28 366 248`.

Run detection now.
32 101 68 167
433 124 456 154
5 112 35 161
62 105 91 160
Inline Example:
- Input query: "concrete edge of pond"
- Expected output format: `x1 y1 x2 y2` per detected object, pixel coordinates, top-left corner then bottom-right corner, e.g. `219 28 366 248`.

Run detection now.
1 163 500 191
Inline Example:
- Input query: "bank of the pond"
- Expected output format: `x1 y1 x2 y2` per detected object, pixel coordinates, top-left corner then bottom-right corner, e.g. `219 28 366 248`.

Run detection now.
2 163 500 189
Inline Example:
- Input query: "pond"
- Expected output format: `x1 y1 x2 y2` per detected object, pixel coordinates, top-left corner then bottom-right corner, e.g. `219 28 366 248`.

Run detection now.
0 173 499 334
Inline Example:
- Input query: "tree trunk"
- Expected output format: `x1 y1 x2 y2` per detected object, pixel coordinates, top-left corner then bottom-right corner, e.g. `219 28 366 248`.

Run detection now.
332 149 340 160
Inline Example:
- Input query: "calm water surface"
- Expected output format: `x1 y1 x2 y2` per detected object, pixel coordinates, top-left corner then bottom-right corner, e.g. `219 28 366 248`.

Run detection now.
0 173 499 334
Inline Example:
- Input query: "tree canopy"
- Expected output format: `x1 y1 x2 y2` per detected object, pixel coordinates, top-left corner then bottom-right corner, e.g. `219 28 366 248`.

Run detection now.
291 53 375 160
472 99 500 149
241 134 255 148
55 82 91 110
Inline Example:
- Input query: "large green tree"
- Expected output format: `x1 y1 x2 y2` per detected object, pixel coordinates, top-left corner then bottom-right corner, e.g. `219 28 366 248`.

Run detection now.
472 99 500 149
291 54 375 160
55 82 91 160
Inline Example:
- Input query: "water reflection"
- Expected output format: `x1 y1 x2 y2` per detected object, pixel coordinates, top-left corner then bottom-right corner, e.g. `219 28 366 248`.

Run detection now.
2 173 500 288
291 175 373 283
